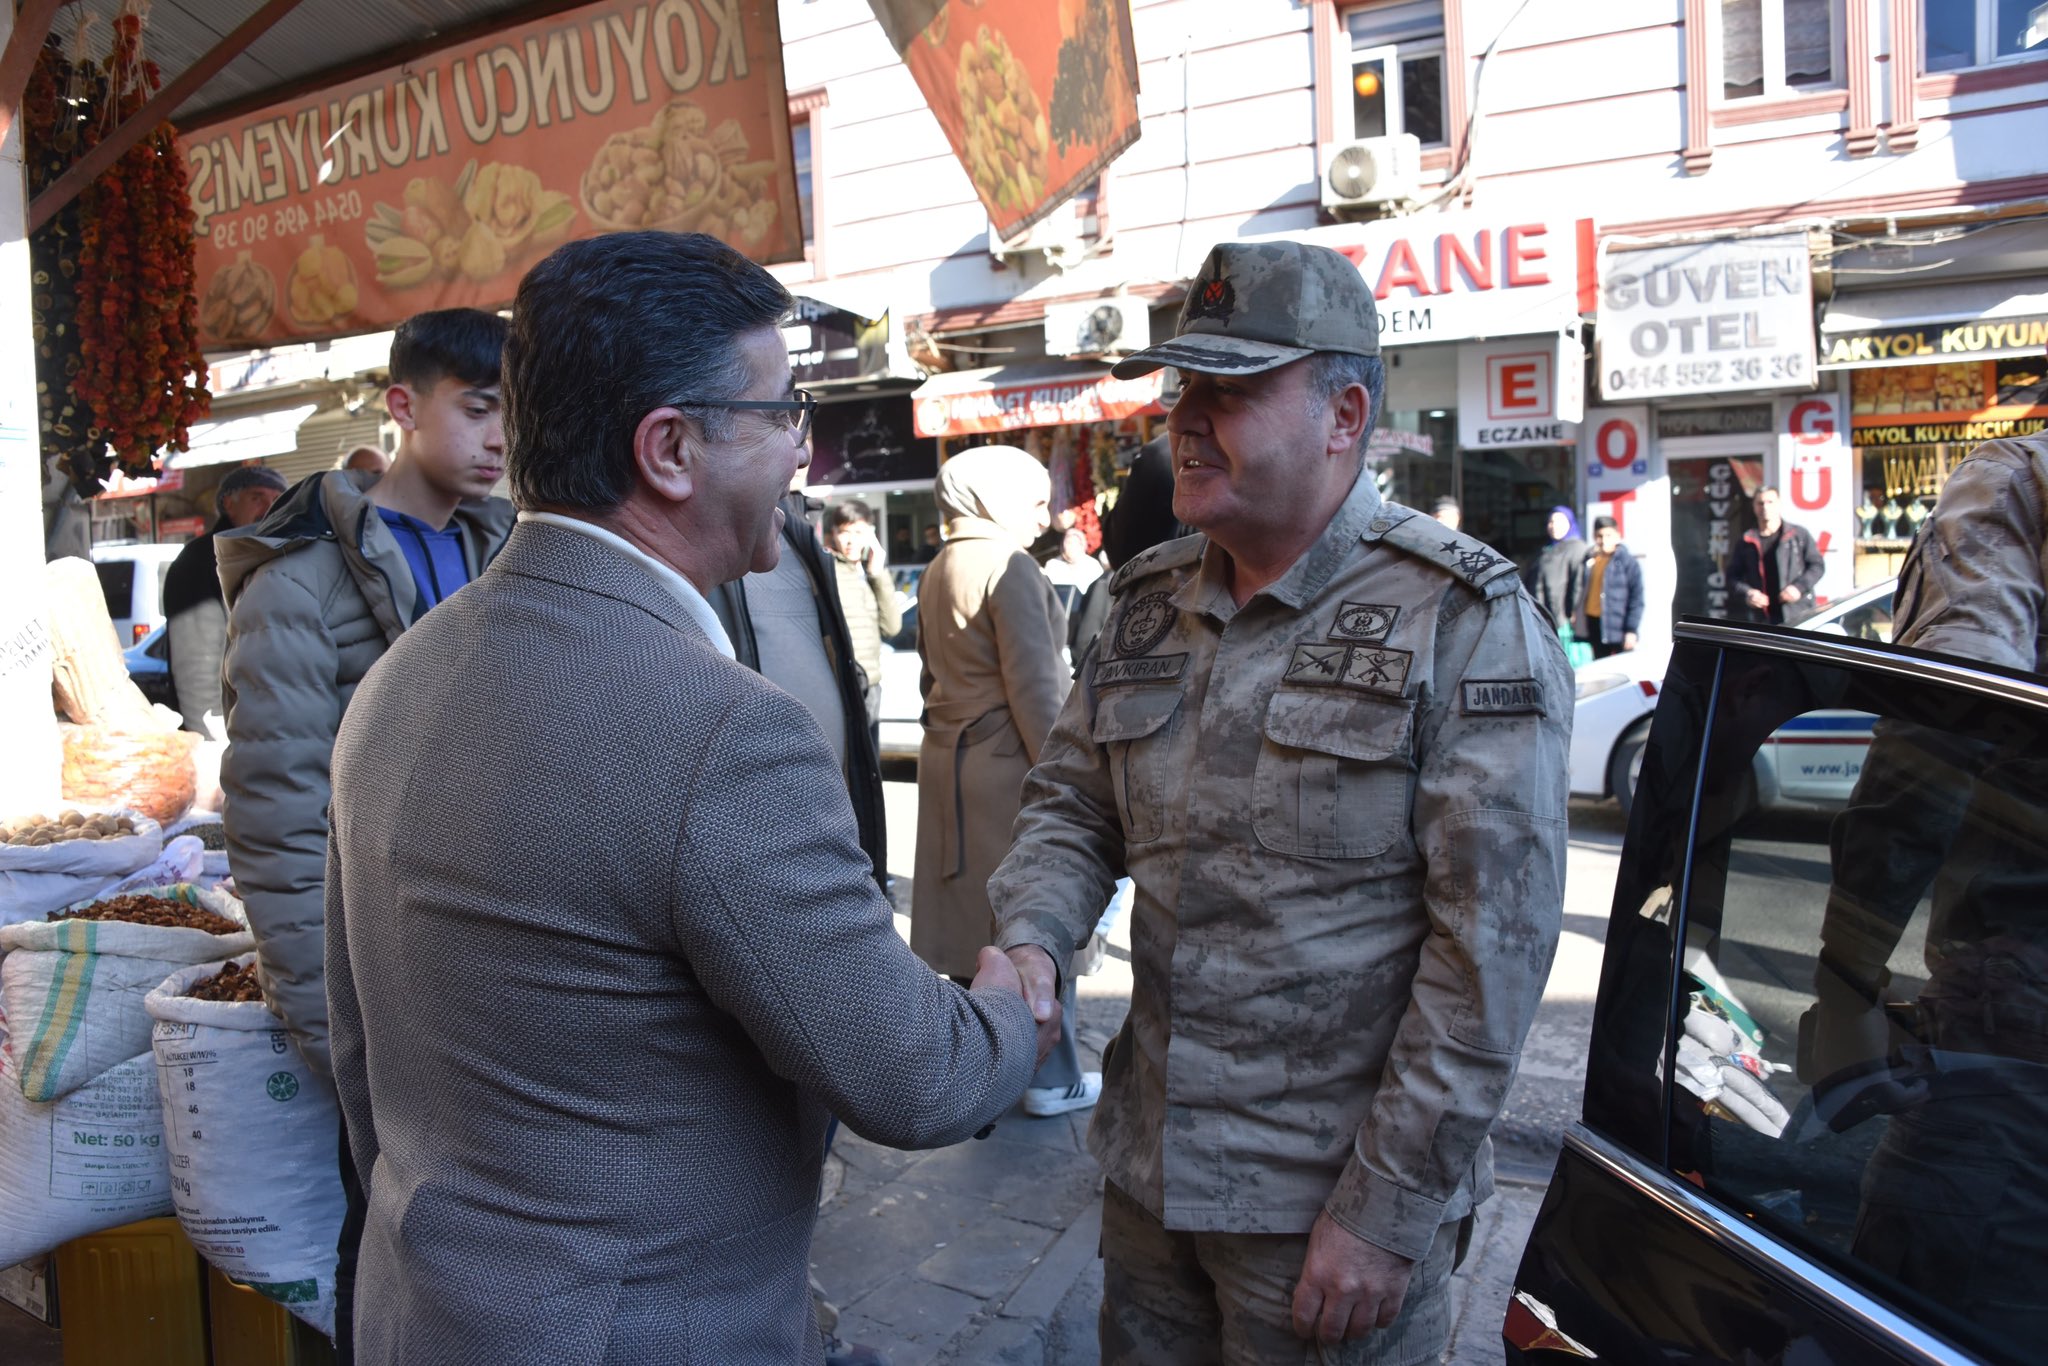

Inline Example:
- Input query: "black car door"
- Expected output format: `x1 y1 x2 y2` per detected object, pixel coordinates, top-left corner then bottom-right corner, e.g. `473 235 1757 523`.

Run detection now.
1508 619 2048 1365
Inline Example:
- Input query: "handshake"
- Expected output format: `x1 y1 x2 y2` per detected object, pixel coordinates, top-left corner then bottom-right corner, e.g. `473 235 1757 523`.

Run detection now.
971 943 1063 1066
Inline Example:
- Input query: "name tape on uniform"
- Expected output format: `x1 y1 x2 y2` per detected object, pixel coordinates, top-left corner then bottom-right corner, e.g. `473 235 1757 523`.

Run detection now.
1462 678 1544 715
1094 653 1190 688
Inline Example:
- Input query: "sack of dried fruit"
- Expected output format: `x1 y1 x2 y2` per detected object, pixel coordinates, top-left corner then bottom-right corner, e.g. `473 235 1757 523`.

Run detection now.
145 958 343 1338
0 1051 173 1269
61 725 199 827
0 808 164 927
0 885 254 1103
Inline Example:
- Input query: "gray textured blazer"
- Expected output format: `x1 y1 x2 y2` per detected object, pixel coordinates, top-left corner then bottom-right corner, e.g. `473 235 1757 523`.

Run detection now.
326 519 1040 1364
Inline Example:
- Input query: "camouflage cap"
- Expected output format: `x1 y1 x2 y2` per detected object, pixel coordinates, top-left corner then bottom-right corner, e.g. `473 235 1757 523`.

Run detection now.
1111 240 1380 379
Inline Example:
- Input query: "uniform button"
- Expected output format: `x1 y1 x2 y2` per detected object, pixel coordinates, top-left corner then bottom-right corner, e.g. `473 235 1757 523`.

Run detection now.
1370 518 1390 532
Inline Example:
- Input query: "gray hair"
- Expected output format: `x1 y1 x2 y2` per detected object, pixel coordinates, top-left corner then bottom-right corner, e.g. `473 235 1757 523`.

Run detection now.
1305 351 1386 459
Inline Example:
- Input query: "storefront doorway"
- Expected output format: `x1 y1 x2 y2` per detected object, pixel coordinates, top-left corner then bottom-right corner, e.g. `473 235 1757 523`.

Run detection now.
1667 450 1764 620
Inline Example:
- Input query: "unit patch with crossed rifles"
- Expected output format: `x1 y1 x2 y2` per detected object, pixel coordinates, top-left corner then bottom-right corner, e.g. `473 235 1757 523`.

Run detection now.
1328 602 1399 643
1283 643 1414 697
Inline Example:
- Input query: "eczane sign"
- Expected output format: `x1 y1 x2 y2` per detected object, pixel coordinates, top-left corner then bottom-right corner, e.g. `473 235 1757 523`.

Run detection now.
1597 233 1816 400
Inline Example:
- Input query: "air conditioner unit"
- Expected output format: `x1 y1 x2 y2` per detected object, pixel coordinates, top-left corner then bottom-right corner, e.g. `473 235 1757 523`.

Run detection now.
988 201 1089 267
1321 134 1423 219
1044 297 1151 358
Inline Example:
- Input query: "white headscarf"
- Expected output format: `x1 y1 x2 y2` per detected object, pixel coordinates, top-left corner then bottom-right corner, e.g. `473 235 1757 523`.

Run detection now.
934 445 1050 548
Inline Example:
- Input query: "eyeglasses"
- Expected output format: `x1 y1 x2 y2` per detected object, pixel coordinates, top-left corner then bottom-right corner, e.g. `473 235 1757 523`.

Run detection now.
678 389 816 444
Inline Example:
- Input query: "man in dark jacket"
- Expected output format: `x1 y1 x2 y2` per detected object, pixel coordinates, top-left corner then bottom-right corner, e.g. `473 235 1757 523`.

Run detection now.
1731 485 1826 625
1574 515 1644 657
1522 505 1586 632
161 465 288 735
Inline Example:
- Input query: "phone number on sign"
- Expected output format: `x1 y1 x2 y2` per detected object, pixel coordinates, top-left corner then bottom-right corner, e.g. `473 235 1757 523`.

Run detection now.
1606 352 1809 394
209 192 365 252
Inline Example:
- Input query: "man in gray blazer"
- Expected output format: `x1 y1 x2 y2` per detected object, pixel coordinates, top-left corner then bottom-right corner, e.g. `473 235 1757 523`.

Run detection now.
325 232 1054 1365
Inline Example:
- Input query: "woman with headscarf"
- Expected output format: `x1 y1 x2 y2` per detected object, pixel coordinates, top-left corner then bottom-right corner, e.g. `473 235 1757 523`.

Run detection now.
1523 504 1588 635
912 445 1097 1116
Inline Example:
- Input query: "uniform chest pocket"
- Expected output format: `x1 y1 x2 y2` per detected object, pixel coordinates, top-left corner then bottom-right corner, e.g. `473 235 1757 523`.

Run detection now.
1253 691 1415 859
1092 686 1184 845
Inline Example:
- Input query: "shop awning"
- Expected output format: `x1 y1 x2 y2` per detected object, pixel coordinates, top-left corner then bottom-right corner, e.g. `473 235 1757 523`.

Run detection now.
1819 281 2048 368
911 362 1168 439
167 403 320 470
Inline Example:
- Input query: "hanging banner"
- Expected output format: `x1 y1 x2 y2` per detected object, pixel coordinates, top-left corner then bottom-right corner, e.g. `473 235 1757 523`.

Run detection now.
183 0 802 348
911 364 1165 437
866 0 1142 240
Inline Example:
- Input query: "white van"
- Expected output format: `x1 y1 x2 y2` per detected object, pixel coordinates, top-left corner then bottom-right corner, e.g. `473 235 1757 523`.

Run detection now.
90 542 187 647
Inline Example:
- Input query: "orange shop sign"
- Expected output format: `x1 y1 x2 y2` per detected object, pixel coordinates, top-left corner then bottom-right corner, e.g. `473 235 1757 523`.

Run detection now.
182 0 801 348
913 364 1166 438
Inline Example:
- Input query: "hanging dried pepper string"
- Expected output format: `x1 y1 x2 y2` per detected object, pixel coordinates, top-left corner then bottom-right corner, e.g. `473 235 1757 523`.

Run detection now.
70 4 209 480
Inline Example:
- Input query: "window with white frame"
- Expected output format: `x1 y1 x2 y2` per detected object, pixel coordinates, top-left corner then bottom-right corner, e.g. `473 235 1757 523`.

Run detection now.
1923 0 2048 71
1344 2 1448 146
1722 0 1843 99
793 116 814 246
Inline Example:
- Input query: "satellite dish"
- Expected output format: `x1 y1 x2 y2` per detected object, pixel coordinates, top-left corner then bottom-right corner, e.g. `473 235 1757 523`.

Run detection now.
1327 143 1383 201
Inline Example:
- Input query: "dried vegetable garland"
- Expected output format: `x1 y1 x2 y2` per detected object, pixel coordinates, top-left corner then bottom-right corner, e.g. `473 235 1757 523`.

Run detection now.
26 9 208 495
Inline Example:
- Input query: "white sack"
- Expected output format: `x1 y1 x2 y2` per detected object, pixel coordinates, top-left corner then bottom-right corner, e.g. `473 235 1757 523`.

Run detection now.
0 813 162 928
0 1050 172 1267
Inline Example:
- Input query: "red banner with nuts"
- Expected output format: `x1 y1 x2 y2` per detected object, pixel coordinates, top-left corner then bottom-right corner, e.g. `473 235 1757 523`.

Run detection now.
182 0 802 348
868 0 1142 241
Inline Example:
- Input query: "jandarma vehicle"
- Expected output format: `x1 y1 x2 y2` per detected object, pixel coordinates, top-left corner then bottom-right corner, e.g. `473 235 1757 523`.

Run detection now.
1507 617 2048 1365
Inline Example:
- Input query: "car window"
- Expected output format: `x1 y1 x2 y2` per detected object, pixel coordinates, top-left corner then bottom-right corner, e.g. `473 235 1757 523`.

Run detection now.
153 559 175 614
95 560 135 620
1667 646 2048 1365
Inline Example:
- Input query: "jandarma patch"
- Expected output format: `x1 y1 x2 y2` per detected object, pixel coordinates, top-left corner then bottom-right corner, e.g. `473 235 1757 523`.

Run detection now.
1094 653 1190 687
1113 592 1178 657
1341 646 1412 696
1462 678 1544 714
1329 602 1399 642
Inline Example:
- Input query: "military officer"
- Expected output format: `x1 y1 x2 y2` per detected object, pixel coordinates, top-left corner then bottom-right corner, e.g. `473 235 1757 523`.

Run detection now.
990 239 1572 1364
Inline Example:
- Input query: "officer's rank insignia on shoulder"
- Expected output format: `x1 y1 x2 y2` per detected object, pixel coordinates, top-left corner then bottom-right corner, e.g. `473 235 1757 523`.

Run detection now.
1113 592 1178 658
1341 645 1412 697
1373 510 1520 596
1329 601 1399 642
1108 532 1204 594
1462 678 1544 715
1095 653 1189 688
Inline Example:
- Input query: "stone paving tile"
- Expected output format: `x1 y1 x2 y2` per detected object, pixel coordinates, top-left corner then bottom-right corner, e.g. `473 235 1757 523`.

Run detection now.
855 1275 984 1335
832 1306 943 1366
907 1134 1100 1229
916 1213 1059 1300
812 1177 987 1305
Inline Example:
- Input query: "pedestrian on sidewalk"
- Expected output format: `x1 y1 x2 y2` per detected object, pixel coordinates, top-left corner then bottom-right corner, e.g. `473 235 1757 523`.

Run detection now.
819 499 903 758
1731 486 1825 625
1521 505 1586 636
991 239 1571 1364
323 233 1051 1366
912 444 1101 1118
160 464 288 736
218 307 516 1363
1573 516 1643 657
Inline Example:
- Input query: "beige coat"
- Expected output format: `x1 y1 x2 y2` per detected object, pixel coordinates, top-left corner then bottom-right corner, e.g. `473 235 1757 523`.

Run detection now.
912 521 1070 977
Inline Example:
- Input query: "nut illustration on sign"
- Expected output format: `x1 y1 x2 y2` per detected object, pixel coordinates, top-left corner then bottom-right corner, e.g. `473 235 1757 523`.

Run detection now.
199 251 277 343
579 98 781 247
956 26 1048 214
366 159 575 289
287 236 358 327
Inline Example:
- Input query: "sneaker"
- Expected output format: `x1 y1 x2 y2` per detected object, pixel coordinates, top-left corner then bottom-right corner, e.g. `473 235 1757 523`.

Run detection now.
823 1336 891 1366
1023 1072 1103 1117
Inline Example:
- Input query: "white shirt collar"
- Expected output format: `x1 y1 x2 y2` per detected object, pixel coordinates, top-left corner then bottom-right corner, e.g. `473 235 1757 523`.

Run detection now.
516 511 736 660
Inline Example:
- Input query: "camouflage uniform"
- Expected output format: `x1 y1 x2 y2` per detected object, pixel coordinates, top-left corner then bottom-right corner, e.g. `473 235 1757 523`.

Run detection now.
991 466 1572 1361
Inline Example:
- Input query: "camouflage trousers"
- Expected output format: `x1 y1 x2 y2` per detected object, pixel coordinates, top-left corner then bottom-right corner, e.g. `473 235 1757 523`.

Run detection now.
1099 1181 1466 1366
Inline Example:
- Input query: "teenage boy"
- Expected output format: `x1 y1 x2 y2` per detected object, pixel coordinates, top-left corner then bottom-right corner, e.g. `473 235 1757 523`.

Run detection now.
218 308 515 1360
